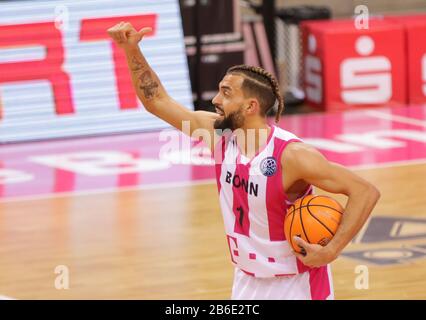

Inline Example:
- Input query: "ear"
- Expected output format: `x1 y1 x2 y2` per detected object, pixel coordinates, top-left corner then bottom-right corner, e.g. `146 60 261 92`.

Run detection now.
246 99 261 115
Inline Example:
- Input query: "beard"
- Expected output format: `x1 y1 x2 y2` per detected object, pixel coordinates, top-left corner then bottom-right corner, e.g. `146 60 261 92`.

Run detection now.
213 107 245 132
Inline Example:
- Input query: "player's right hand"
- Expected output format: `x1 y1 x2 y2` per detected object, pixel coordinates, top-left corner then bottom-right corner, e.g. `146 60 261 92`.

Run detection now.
107 22 152 49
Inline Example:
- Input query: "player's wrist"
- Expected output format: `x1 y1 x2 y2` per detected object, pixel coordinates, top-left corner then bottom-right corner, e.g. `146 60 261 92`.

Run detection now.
122 43 141 53
323 242 341 261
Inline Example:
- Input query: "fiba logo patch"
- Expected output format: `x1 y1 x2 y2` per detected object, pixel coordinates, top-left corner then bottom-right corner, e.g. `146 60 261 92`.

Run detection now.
260 157 277 177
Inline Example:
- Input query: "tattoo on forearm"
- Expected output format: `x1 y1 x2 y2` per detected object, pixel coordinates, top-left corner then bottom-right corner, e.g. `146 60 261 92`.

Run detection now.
129 55 160 100
130 56 144 71
138 71 159 100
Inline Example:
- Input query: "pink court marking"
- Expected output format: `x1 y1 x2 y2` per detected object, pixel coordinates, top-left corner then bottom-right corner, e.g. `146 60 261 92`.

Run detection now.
0 105 425 201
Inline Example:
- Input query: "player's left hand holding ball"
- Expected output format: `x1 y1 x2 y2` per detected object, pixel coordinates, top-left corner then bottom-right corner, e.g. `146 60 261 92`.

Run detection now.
292 236 338 268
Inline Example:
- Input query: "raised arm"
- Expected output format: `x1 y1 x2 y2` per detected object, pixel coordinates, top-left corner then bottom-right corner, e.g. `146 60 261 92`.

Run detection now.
282 142 381 267
107 22 218 149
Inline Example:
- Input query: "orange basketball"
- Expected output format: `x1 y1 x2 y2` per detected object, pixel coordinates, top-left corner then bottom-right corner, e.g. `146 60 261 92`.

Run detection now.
284 194 344 254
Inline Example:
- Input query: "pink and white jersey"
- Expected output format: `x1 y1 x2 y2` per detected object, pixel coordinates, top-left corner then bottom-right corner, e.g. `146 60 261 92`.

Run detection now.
214 125 313 278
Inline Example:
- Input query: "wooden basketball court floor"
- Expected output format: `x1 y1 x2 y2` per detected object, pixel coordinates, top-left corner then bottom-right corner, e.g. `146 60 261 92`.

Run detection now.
0 105 425 299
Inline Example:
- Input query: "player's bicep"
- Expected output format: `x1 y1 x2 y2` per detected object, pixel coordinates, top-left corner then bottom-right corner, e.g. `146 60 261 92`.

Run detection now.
305 161 361 195
286 144 366 195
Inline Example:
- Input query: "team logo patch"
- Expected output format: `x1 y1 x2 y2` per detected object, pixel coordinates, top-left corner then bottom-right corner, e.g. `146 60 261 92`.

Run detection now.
260 157 277 177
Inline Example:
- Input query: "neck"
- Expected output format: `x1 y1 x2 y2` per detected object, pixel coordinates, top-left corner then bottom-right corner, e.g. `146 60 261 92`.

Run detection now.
236 120 272 159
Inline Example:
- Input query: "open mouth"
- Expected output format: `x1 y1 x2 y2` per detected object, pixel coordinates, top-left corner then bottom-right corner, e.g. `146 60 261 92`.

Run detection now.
215 107 224 116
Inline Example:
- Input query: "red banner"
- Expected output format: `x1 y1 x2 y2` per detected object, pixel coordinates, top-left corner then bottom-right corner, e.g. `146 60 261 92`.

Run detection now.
302 18 407 111
387 14 426 104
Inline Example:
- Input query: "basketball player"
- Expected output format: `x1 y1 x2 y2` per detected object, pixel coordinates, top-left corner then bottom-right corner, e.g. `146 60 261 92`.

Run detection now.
107 23 380 300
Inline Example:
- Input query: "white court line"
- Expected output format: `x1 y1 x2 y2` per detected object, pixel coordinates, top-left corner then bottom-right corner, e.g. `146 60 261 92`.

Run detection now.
0 295 15 300
348 157 426 171
1 157 426 204
0 130 170 154
0 178 217 204
365 110 426 127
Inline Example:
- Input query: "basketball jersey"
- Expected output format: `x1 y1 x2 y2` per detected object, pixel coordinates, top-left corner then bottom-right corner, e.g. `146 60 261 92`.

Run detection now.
214 125 313 278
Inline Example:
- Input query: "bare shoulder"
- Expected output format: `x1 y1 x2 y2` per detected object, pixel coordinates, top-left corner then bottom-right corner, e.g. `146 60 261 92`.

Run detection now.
280 141 332 186
192 110 221 152
194 110 220 123
192 110 220 137
281 141 324 166
194 110 218 118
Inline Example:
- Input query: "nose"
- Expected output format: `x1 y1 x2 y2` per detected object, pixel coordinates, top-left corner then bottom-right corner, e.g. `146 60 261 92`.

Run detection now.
212 92 220 106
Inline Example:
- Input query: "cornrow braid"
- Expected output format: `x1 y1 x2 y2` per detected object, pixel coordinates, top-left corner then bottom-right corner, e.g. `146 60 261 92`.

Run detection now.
226 65 284 123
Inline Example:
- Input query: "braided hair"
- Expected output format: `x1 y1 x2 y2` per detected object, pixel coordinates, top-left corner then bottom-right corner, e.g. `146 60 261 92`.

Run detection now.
226 65 284 123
